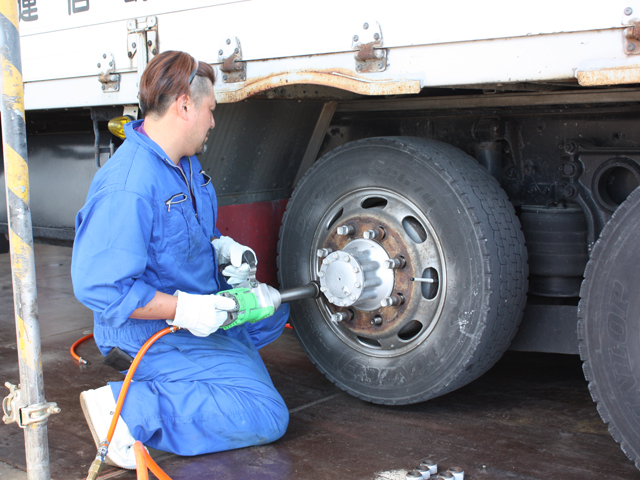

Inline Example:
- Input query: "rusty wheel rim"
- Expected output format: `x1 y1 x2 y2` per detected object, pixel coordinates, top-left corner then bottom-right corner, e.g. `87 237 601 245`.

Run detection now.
309 187 447 358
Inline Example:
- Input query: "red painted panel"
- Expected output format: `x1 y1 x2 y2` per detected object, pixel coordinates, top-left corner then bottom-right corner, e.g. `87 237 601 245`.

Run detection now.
217 199 288 287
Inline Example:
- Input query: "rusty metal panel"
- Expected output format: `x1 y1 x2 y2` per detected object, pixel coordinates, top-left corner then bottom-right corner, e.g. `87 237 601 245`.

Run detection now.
199 99 326 207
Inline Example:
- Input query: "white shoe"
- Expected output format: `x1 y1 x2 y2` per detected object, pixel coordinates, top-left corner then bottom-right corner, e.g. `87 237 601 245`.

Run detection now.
80 385 141 470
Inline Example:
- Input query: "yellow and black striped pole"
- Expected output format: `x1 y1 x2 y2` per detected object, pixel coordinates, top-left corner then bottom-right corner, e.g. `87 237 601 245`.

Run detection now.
0 2 53 479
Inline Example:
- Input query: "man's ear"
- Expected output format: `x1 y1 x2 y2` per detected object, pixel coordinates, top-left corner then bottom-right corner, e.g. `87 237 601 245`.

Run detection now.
175 94 191 120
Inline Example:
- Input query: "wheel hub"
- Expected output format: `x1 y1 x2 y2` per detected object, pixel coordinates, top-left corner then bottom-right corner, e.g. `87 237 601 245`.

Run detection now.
318 239 394 310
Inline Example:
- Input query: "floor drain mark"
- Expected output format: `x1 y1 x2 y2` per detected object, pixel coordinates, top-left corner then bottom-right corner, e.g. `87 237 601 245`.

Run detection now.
288 392 343 414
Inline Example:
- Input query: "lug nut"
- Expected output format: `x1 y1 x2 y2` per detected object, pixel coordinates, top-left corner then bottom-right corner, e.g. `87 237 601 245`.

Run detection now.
447 467 464 480
383 256 406 269
337 225 355 236
317 248 333 258
435 473 453 480
330 312 349 323
415 464 431 479
405 470 423 480
371 315 383 326
363 227 385 240
381 294 404 307
419 459 438 476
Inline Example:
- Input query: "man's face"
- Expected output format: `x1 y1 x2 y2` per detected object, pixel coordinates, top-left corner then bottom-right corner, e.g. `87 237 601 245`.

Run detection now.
190 83 216 156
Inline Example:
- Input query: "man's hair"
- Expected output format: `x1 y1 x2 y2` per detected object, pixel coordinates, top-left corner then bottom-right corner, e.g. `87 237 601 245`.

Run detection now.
139 50 216 117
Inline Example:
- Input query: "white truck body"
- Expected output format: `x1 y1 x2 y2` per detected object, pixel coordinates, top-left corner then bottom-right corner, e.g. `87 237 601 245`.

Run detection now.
19 0 640 109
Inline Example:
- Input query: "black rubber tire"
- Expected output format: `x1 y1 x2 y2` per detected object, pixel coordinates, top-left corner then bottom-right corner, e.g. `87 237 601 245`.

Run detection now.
579 185 640 470
278 137 528 404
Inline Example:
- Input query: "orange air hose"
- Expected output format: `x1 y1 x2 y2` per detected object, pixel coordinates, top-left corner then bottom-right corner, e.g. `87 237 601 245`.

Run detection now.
71 333 94 365
87 326 178 480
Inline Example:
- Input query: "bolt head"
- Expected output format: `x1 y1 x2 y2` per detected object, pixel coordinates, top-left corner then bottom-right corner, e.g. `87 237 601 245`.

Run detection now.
332 252 339 259
363 230 374 239
354 281 361 288
356 64 363 71
353 35 359 42
625 6 633 15
353 267 360 273
320 286 327 292
218 49 224 55
363 22 369 29
350 294 356 301
132 42 136 48
152 49 158 55
628 43 637 51
323 258 329 265
234 48 239 54
101 85 105 90
373 32 380 40
226 38 231 44
345 255 351 262
377 62 383 69
103 53 107 59
381 298 391 307
383 259 392 269
239 74 245 80
318 271 325 278
148 40 152 46
97 63 101 68
128 52 133 59
223 74 228 80
562 163 577 176
109 61 113 67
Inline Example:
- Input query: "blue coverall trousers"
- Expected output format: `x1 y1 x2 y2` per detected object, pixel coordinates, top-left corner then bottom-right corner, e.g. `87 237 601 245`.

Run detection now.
108 304 290 456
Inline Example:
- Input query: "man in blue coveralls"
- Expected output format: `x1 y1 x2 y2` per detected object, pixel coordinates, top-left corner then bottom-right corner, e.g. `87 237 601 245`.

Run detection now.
71 51 290 469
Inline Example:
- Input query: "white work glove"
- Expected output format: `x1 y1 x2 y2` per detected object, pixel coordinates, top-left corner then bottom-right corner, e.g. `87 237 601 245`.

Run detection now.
211 236 256 286
167 290 237 337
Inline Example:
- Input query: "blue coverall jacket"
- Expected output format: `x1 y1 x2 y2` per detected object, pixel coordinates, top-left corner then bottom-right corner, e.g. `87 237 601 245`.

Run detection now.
71 120 290 455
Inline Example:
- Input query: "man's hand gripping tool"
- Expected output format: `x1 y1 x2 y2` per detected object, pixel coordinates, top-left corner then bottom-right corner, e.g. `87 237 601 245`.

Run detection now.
218 250 320 329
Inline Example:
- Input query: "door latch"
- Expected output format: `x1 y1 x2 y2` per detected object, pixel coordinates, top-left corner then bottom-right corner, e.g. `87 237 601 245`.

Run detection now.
127 16 159 82
352 21 386 73
97 52 120 93
218 37 246 83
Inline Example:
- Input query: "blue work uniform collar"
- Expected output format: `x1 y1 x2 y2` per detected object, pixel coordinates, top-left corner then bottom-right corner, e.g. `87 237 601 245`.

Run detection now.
124 119 194 170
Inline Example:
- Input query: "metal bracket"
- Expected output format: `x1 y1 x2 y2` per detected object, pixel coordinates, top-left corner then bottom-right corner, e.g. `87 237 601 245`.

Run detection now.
624 18 640 54
127 16 159 59
2 382 60 428
218 37 246 83
127 16 159 86
352 21 386 73
97 52 120 93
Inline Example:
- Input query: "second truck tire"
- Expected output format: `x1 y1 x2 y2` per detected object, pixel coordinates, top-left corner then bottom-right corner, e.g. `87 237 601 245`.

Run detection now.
579 185 640 469
278 137 528 404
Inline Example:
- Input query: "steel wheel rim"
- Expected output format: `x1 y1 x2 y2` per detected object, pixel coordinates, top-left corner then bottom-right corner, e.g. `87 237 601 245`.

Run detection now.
308 187 447 358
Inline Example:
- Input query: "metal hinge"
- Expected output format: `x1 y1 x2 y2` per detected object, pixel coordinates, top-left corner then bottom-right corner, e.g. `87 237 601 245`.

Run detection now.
2 382 60 428
352 21 386 73
218 37 246 83
97 52 120 93
127 16 159 81
623 7 640 54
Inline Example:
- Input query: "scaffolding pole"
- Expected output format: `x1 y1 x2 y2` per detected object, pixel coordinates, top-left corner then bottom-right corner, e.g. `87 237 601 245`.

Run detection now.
0 2 57 479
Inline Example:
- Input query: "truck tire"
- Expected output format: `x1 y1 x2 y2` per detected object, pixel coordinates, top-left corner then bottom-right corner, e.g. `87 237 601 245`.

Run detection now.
579 186 640 469
278 137 528 404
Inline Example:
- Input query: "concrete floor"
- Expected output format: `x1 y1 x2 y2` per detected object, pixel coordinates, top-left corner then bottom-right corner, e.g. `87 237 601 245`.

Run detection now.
0 244 639 480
